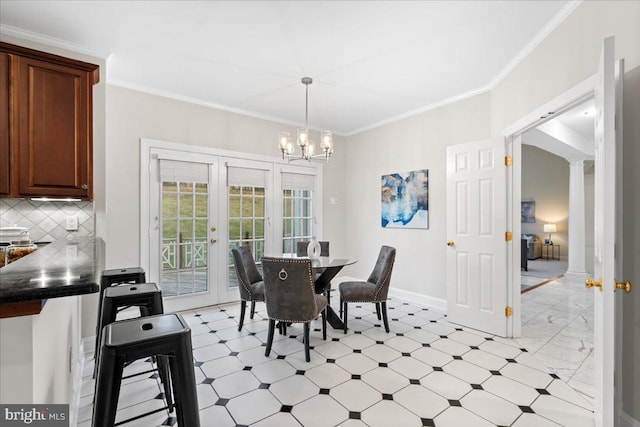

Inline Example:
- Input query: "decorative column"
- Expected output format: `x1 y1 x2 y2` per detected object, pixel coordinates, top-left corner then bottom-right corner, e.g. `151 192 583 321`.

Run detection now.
567 160 586 274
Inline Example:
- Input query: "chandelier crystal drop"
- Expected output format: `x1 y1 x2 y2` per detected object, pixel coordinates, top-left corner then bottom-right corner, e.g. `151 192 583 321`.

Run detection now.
279 77 333 162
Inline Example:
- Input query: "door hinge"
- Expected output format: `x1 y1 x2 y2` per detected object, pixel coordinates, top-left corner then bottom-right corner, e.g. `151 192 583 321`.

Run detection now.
505 156 512 166
505 306 513 317
505 231 512 241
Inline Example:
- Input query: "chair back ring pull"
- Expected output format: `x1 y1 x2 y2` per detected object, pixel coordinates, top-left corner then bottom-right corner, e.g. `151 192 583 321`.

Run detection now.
278 268 288 281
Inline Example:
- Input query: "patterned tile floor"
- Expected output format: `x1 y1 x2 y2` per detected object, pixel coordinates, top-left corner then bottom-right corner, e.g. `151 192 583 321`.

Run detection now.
79 297 594 427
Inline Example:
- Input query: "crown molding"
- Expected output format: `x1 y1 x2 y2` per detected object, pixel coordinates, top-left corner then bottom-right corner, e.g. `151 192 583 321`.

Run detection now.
108 79 345 136
0 24 110 59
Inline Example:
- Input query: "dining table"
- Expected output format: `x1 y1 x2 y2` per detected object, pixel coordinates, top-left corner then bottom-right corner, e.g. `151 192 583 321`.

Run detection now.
281 254 358 329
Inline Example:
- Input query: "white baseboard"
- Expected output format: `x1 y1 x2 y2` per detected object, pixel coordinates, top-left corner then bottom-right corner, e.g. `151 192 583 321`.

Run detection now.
388 287 447 313
621 411 640 427
83 336 96 355
69 340 85 427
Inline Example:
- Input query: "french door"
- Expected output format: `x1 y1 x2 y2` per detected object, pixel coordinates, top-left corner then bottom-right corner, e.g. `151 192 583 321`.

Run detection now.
149 151 221 312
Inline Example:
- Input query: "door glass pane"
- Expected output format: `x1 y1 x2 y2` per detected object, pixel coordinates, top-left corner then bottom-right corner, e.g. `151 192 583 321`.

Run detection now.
282 187 313 254
161 180 209 297
228 185 266 288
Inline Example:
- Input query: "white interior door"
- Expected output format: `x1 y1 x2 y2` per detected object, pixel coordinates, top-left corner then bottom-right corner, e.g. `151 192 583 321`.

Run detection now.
446 138 508 337
592 36 621 427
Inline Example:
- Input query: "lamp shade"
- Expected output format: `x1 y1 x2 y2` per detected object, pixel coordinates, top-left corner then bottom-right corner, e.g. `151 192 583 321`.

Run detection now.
543 223 557 233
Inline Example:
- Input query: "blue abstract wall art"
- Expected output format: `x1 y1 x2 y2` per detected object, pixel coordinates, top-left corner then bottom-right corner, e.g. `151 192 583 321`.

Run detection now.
381 169 429 229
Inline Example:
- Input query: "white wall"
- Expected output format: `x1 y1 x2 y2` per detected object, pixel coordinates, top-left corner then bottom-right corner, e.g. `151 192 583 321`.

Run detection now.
342 0 639 302
0 296 81 404
343 92 491 299
520 145 569 259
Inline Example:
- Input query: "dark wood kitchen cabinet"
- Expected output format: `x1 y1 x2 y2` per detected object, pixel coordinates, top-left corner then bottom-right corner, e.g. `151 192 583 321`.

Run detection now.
0 42 99 199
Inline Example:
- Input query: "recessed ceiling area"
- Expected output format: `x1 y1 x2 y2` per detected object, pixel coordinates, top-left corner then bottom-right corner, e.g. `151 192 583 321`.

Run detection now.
0 1 574 135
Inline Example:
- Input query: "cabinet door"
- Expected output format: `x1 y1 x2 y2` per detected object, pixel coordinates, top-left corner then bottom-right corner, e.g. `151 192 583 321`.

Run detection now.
0 52 10 196
16 56 92 199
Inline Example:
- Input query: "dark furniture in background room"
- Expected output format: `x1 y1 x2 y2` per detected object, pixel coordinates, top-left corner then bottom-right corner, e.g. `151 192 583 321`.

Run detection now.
521 239 528 271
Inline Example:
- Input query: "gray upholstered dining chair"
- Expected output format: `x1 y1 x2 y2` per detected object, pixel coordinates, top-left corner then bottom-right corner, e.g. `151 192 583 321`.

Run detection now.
339 245 396 334
262 257 327 362
230 246 265 331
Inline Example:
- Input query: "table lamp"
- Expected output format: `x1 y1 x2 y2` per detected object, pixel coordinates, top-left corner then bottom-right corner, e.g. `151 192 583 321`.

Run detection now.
543 223 556 245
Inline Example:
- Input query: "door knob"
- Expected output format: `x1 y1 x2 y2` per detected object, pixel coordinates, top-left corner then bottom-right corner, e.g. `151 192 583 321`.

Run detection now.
210 226 217 232
614 280 632 293
447 241 455 246
585 277 603 291
210 238 217 244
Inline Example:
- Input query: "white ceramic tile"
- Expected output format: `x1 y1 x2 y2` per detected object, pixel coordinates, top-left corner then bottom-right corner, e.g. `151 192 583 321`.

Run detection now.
212 370 259 398
482 375 539 406
305 362 351 389
434 406 495 427
191 331 222 349
284 349 326 370
420 372 472 400
411 347 453 367
461 389 522 426
361 400 422 427
226 389 281 425
252 412 302 427
448 330 487 347
547 379 593 410
200 356 244 378
462 349 508 371
512 412 563 427
251 359 296 384
268 336 306 356
236 346 274 367
292 394 349 427
192 343 231 362
388 356 432 380
196 383 219 409
442 360 491 384
226 335 263 352
270 375 319 405
362 367 410 394
384 336 422 353
339 333 376 350
501 362 554 389
531 395 595 427
403 328 440 344
313 341 353 359
361 343 402 363
394 384 449 418
479 340 522 359
330 380 382 412
199 404 236 427
335 353 378 375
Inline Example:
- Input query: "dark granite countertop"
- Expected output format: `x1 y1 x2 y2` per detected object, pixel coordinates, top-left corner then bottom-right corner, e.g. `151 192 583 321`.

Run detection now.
0 237 103 304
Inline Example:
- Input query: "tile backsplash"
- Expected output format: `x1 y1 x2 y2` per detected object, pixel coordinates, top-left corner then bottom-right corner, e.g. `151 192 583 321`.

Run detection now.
0 199 94 242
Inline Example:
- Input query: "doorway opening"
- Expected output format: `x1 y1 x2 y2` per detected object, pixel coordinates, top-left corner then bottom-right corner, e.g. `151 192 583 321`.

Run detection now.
516 99 596 404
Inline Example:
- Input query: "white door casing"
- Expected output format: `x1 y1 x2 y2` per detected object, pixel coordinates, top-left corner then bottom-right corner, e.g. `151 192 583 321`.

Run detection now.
446 138 508 337
592 36 620 427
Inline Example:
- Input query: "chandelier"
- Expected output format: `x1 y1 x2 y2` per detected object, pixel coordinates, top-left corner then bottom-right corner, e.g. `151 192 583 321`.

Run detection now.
279 77 333 162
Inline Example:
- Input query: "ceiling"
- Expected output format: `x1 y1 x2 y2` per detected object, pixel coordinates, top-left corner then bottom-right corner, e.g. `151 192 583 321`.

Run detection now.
0 1 575 135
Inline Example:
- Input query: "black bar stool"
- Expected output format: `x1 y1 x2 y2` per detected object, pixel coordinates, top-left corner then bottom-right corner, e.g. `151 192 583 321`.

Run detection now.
92 313 200 427
94 283 172 411
95 268 146 356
